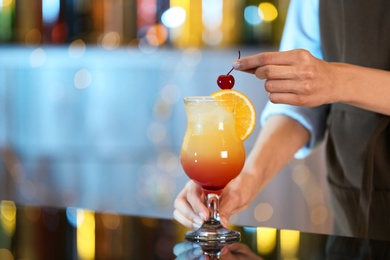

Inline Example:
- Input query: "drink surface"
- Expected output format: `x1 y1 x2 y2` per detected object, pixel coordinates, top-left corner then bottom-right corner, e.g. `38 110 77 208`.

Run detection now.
181 99 245 195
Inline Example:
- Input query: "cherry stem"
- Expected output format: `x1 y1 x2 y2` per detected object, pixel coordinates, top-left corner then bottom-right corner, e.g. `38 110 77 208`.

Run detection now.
227 50 241 75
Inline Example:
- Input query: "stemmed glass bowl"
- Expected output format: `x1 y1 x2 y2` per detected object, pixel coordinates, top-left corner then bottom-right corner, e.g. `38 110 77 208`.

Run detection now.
180 96 245 243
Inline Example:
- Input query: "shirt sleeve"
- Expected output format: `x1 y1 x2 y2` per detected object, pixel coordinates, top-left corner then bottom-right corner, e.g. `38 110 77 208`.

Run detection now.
279 0 323 58
260 0 330 159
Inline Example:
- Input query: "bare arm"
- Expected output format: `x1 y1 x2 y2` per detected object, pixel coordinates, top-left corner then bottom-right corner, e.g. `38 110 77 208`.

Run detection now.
332 63 390 115
218 114 309 226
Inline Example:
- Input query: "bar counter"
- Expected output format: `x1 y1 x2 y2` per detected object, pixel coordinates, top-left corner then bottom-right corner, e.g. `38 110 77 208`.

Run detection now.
0 199 389 260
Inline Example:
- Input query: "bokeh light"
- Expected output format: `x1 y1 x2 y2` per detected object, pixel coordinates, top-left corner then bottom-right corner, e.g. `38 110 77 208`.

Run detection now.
145 24 168 46
1 200 16 237
66 207 80 228
157 151 179 174
153 99 172 119
256 227 276 255
30 48 46 68
0 249 13 260
137 0 157 26
51 23 68 43
291 164 311 186
25 29 42 46
101 212 121 230
74 69 92 89
68 39 86 59
280 229 300 258
160 83 181 105
0 0 13 8
202 30 222 46
42 0 60 24
310 205 329 225
244 5 263 25
1 0 287 47
254 202 273 222
101 31 121 50
259 2 278 22
161 7 186 28
77 210 95 260
202 0 222 31
146 122 167 143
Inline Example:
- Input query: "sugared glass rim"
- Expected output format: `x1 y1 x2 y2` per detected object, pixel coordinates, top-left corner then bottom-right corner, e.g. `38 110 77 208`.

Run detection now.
183 96 216 103
183 96 236 108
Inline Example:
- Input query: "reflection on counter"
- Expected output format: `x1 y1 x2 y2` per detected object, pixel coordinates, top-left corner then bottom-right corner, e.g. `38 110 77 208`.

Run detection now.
0 200 179 259
1 201 390 260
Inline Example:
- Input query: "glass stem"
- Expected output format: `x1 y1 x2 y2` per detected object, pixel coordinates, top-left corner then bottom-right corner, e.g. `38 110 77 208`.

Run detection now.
206 193 220 223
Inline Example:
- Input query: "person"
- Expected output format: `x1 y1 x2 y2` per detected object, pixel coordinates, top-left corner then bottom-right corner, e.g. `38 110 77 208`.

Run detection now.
174 0 390 241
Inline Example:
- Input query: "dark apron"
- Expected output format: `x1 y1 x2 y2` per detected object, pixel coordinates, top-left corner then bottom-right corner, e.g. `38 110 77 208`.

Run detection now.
320 0 390 241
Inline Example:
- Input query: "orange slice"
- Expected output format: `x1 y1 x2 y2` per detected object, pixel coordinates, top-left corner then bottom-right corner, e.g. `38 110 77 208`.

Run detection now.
210 89 256 141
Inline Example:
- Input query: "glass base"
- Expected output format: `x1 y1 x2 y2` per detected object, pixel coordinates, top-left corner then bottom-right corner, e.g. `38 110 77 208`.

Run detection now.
185 219 241 244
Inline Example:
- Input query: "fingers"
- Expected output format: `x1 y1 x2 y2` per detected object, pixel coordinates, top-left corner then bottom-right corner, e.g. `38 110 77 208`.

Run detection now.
264 78 318 106
218 176 257 227
173 181 208 229
264 79 301 93
232 52 286 72
234 49 312 71
232 48 323 107
219 201 246 228
173 209 201 229
255 65 295 80
233 49 315 79
218 193 243 228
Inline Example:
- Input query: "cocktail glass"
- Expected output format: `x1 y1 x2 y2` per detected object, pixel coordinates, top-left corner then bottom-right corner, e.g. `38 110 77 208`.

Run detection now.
180 96 245 243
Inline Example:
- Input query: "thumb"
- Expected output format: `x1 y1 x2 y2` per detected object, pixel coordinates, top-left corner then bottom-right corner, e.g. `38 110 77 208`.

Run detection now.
219 214 229 228
218 197 236 228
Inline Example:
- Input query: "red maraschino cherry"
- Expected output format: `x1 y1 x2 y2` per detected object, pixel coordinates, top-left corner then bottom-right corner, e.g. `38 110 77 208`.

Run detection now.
217 50 241 89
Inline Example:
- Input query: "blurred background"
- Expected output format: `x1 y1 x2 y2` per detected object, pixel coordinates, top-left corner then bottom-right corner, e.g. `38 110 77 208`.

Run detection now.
0 0 332 243
0 0 287 47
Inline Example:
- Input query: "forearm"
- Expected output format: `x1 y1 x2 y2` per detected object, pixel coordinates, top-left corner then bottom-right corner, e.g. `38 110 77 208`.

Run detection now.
333 63 390 116
218 114 310 221
242 114 310 192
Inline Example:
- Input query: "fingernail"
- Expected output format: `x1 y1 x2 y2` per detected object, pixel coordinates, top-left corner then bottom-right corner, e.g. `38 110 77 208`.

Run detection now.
199 212 207 220
220 246 229 255
193 217 203 226
220 217 228 227
192 222 202 229
232 61 240 69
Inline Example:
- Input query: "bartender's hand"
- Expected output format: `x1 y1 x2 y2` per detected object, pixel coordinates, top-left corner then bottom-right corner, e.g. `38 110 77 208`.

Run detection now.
233 48 390 116
173 181 208 229
233 49 336 108
173 168 261 228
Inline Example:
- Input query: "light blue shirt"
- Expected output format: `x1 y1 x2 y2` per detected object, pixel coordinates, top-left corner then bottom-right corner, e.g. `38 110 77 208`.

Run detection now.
260 0 330 158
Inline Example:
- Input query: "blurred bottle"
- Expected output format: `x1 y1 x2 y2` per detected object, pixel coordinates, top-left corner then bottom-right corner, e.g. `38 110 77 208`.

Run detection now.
0 0 15 42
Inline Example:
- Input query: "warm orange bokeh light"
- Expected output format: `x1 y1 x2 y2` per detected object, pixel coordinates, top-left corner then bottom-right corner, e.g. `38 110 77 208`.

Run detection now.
146 23 168 46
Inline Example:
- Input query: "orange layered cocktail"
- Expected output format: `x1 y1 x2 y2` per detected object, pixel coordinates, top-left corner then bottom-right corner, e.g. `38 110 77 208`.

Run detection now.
180 90 256 243
180 97 245 195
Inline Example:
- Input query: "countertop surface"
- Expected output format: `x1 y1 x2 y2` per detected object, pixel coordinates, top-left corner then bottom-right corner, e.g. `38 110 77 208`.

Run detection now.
1 199 390 260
